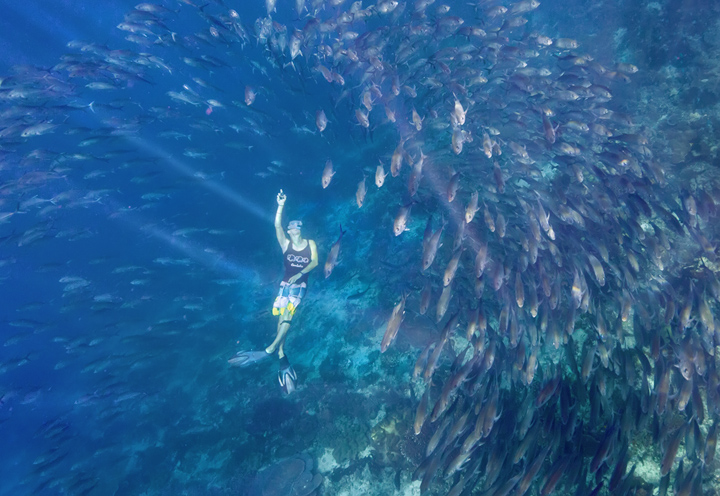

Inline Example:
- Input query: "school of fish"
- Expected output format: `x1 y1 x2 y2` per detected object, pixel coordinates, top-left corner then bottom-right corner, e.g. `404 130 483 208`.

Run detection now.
1 0 720 495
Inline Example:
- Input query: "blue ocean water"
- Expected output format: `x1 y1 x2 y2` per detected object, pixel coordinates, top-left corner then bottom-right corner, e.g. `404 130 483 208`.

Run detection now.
1 0 720 495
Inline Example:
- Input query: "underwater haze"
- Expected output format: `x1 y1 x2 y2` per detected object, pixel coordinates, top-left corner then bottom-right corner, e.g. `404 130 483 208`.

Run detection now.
2 0 720 495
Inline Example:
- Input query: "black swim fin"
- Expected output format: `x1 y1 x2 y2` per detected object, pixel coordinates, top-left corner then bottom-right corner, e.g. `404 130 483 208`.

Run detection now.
278 355 297 394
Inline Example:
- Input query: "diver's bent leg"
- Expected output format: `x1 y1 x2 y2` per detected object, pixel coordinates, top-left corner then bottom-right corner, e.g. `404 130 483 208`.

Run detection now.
265 324 283 354
278 296 304 358
274 320 292 358
278 332 287 359
266 313 294 354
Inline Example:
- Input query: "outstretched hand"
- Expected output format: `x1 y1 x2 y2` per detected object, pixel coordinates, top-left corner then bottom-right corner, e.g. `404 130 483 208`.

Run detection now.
277 189 286 206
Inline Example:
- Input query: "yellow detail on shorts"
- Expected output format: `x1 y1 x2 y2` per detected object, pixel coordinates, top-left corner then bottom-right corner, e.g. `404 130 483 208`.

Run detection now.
272 304 296 316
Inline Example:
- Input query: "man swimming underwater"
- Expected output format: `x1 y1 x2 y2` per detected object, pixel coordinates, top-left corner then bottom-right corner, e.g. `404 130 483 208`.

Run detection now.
230 189 318 394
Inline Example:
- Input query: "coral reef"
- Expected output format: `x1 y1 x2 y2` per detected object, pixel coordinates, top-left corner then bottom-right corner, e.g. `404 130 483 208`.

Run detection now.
246 453 323 496
315 414 371 466
369 411 407 467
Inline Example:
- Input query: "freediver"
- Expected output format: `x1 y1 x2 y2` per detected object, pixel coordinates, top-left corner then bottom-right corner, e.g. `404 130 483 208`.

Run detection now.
230 189 318 394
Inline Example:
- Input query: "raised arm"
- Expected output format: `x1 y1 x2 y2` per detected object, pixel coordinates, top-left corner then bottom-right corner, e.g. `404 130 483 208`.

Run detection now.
275 190 289 252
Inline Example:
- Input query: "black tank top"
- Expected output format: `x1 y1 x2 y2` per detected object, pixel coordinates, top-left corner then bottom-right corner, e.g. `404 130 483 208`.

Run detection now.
283 240 312 284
